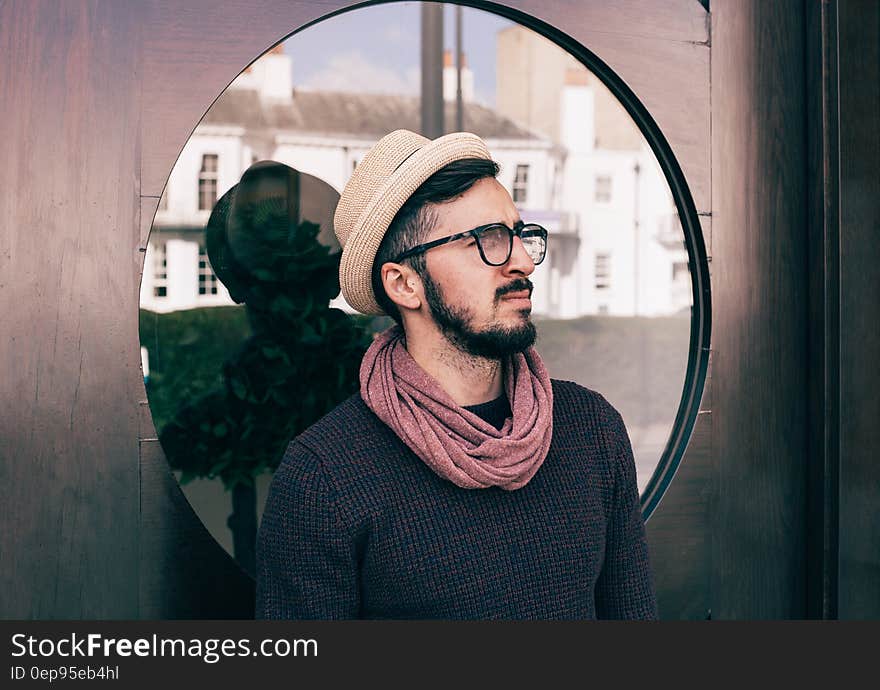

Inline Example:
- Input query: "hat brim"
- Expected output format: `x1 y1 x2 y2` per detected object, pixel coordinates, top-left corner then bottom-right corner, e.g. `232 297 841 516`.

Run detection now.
339 132 492 315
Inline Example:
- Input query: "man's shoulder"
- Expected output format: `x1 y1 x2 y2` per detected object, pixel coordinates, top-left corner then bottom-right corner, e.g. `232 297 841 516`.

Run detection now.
548 378 630 463
277 393 414 512
287 393 406 479
550 378 621 422
295 393 385 448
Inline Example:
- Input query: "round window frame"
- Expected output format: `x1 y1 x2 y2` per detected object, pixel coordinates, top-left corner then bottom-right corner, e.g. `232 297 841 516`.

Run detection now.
148 0 711 525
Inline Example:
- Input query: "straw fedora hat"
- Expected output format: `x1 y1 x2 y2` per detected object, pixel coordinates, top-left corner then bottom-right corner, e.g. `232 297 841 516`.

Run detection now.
334 128 492 315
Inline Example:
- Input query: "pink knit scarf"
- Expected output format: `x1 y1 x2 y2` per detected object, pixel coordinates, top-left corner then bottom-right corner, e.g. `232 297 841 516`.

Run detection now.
360 326 554 490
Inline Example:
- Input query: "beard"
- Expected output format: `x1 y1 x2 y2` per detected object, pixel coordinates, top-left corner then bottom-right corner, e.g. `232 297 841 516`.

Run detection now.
421 270 537 359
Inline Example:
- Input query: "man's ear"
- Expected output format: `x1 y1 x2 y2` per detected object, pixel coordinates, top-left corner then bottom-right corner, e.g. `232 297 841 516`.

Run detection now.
380 262 423 314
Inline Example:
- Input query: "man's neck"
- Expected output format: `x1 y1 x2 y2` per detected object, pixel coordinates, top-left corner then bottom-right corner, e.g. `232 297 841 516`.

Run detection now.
405 334 503 407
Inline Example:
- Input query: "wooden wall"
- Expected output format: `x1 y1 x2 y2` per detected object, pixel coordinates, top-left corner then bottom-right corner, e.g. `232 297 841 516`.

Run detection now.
710 0 809 619
0 0 144 618
1 0 876 620
837 0 880 619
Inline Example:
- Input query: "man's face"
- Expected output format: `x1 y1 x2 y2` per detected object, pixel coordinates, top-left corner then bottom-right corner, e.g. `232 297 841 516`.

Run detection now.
419 177 537 359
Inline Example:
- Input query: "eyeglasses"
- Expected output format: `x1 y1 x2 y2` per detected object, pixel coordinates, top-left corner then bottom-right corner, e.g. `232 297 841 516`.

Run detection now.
394 221 548 267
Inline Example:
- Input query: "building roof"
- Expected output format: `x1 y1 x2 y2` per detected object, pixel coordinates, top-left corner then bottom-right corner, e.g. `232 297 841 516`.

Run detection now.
202 88 541 141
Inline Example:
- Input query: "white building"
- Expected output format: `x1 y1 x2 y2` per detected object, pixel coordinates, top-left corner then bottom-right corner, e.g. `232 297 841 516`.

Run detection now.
141 35 689 320
496 26 691 318
141 46 568 315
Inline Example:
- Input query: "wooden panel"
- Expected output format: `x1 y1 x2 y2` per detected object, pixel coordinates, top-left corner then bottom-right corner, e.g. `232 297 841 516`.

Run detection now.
646 407 713 620
139 441 254 618
804 0 839 620
710 0 808 618
837 0 880 620
0 0 144 617
500 0 709 43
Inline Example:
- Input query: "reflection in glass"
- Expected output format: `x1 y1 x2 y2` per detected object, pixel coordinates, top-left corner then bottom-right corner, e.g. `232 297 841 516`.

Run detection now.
142 162 369 574
139 2 693 563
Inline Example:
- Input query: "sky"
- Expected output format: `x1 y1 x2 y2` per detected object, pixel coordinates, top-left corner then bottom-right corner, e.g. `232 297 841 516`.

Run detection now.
282 2 514 106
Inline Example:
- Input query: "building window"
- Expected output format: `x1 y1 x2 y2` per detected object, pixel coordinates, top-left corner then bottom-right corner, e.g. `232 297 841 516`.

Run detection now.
198 244 218 296
512 164 529 204
198 154 219 211
595 252 611 290
595 175 612 203
598 304 609 315
152 242 168 298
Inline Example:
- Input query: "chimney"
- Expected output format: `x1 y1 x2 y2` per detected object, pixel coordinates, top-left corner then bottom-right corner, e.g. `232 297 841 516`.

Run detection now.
560 68 595 153
229 48 293 103
564 67 589 87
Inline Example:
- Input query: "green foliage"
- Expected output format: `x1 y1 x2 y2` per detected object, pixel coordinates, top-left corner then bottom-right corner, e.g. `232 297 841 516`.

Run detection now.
141 218 373 491
139 306 252 435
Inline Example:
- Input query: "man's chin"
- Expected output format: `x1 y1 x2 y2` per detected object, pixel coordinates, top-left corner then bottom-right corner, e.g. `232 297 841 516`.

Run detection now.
453 320 537 359
499 308 534 330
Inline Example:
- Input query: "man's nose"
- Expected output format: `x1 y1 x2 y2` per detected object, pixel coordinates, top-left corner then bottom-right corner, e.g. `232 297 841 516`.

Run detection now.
504 235 536 276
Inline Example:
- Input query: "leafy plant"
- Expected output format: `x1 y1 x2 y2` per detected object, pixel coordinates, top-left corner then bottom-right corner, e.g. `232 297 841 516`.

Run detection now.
143 201 373 575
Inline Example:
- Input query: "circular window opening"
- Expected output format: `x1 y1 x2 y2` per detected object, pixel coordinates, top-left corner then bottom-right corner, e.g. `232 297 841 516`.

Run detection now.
139 1 709 575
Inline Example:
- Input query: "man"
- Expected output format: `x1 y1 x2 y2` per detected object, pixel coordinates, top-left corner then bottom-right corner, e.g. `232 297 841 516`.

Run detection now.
255 129 658 619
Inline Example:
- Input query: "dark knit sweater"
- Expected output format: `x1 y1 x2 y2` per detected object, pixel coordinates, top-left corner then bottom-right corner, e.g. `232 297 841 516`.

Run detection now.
255 379 658 620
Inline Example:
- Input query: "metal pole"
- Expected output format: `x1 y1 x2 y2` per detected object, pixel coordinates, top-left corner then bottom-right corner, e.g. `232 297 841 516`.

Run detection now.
455 4 464 132
420 2 445 138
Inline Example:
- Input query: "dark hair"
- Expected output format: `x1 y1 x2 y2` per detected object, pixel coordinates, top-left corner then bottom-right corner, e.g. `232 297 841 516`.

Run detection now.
371 157 501 323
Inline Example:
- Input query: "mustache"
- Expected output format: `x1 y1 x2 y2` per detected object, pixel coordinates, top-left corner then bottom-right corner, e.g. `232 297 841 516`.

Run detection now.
496 278 533 300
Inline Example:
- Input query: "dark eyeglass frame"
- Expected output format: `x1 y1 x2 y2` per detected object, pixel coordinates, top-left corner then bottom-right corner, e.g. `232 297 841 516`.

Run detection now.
393 220 548 267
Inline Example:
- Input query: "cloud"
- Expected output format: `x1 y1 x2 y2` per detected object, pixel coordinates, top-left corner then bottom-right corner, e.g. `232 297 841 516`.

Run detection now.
300 52 419 95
